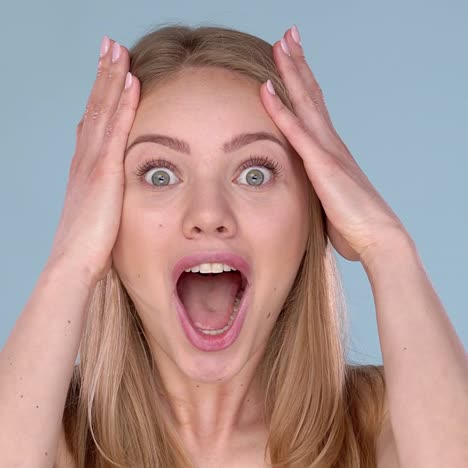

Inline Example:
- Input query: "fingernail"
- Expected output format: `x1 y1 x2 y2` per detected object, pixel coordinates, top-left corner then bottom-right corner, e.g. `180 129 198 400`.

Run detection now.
291 25 301 45
125 72 133 90
100 35 110 57
266 79 276 95
280 37 290 56
112 42 122 63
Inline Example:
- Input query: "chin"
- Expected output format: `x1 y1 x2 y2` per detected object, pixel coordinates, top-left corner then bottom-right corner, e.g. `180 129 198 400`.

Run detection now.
173 348 249 384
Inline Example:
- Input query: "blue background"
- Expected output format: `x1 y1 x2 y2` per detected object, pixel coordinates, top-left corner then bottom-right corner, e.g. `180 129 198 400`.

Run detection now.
1 0 467 364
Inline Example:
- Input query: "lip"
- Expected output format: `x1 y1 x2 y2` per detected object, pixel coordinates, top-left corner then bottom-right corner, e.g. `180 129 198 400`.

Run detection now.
171 250 252 290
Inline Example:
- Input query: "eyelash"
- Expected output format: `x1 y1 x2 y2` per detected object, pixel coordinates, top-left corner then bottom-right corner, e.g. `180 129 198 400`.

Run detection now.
134 155 283 189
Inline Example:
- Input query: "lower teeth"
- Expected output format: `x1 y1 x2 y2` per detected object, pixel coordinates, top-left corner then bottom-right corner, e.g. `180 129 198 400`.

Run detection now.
195 293 242 336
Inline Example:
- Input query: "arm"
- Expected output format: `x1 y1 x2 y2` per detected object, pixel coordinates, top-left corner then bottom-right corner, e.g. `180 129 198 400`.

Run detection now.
0 257 96 468
362 234 468 468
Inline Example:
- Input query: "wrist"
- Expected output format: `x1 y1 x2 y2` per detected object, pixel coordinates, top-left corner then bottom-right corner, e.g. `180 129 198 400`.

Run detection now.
43 252 98 291
361 231 418 278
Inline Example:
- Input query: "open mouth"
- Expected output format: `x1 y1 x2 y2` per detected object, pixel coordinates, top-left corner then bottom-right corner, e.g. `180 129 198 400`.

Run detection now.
176 270 249 351
176 270 247 336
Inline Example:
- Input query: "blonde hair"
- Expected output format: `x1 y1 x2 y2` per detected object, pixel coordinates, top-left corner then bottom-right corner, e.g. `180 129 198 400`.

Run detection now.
63 23 387 467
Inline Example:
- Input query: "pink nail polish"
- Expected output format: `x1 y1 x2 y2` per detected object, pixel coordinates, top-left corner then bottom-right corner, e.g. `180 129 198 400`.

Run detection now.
112 42 121 63
280 38 290 56
266 79 276 95
100 35 110 57
125 72 133 90
291 25 302 45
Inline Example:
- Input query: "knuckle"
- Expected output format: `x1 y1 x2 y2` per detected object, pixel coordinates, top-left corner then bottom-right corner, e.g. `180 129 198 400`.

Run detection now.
104 122 115 138
76 119 84 137
303 92 321 112
104 120 125 142
297 52 308 66
316 85 324 99
96 59 108 77
85 102 110 121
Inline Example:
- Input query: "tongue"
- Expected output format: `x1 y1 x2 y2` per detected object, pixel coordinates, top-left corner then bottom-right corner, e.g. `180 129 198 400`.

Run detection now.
177 272 242 330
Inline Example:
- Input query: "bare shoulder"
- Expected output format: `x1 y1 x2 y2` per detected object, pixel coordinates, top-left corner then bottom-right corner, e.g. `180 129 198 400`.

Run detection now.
54 421 77 468
375 388 401 468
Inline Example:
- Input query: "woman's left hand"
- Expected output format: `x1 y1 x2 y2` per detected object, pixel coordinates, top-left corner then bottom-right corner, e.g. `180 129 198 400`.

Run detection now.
261 26 410 264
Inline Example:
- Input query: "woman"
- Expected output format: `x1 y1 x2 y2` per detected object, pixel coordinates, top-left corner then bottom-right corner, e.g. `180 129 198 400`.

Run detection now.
1 24 466 468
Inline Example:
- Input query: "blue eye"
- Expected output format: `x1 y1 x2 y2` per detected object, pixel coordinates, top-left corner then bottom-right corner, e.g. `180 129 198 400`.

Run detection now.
135 159 179 188
237 155 283 188
134 155 283 189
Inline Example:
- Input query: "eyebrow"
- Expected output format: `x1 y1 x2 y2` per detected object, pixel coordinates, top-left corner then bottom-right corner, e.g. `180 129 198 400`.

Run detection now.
124 131 289 159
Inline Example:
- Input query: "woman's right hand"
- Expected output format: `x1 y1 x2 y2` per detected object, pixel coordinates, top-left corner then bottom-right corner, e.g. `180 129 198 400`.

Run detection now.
47 36 140 284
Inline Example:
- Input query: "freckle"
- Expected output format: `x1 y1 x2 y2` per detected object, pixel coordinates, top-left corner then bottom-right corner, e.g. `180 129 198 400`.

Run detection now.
20 377 23 380
403 347 407 351
266 313 271 318
247 399 250 402
159 224 163 228
240 384 243 387
137 273 141 278
45 452 48 456
67 320 71 324
196 385 200 388
273 287 276 291
36 405 39 408
20 394 23 398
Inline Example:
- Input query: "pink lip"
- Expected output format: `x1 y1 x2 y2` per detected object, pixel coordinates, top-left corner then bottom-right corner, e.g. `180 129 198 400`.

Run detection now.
171 250 252 289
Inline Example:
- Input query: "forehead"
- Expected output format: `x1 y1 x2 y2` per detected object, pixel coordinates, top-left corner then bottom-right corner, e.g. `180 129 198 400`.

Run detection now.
128 67 284 147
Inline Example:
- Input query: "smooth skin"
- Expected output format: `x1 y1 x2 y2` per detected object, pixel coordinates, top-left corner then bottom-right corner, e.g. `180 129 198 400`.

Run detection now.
49 39 141 282
0 39 141 468
56 29 401 467
111 68 310 465
266 26 467 468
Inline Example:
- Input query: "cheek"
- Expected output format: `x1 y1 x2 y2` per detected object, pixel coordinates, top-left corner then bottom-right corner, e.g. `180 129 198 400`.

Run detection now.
112 201 173 272
248 192 307 247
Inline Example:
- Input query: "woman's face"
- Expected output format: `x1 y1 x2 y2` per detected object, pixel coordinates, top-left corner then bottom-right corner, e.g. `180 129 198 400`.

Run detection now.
112 66 310 383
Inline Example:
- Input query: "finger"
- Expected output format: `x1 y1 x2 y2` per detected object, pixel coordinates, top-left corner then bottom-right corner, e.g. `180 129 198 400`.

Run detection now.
260 79 338 171
80 39 130 167
97 72 141 172
283 28 335 131
272 38 325 133
83 42 131 154
273 30 355 161
80 36 116 133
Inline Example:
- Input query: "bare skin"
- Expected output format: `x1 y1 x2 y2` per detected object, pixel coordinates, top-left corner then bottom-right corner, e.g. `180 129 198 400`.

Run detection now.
8 27 401 466
111 64 310 458
53 30 402 466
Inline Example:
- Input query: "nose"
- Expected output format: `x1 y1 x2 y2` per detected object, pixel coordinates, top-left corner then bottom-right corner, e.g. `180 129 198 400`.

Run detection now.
182 185 237 240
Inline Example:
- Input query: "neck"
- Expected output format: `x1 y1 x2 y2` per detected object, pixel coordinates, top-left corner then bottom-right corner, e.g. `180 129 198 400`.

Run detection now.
153 341 268 453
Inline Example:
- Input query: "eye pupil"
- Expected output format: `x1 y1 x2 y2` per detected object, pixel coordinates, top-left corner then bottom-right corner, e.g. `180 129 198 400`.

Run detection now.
246 168 264 186
151 170 170 186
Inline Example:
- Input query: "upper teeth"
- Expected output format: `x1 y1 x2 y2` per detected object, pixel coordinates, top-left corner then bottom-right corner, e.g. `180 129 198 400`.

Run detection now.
184 263 237 274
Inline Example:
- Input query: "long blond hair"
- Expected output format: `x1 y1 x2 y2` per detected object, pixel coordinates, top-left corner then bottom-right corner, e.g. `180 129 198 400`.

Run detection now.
63 23 387 467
